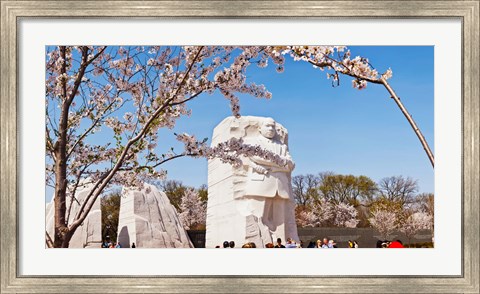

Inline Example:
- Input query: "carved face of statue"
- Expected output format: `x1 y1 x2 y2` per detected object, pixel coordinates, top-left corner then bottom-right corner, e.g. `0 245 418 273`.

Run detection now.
259 119 276 139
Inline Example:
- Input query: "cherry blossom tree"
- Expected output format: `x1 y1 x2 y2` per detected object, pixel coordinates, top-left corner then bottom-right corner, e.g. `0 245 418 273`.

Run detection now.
332 202 359 228
297 198 359 228
369 209 398 240
400 211 433 246
368 197 407 226
46 45 432 248
296 198 333 227
178 188 206 230
414 193 435 241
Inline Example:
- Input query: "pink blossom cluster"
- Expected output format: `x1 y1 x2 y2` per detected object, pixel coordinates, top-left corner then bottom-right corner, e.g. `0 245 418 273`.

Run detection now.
214 138 293 168
178 188 206 230
263 45 393 90
297 198 359 228
333 202 360 228
399 211 433 239
369 209 398 239
213 47 273 115
297 197 334 227
176 133 293 169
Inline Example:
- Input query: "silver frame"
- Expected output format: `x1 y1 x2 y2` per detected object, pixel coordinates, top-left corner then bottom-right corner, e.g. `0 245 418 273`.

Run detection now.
1 1 478 293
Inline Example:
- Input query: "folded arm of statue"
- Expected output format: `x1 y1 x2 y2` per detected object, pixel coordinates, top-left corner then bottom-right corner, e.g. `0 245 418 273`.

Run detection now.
251 162 269 175
239 156 265 174
249 155 278 167
251 154 290 168
248 156 294 174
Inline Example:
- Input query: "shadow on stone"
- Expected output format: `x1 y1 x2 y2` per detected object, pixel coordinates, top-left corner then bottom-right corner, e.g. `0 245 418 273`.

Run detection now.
117 226 130 248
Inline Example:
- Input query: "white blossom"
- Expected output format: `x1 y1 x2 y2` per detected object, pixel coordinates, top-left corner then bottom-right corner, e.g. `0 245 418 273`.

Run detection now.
369 209 398 240
400 211 433 241
297 198 333 227
178 188 206 230
333 202 359 228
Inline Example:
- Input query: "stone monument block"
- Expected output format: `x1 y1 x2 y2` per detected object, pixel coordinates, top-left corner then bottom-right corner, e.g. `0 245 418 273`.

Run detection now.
45 181 102 248
206 116 299 248
117 183 193 248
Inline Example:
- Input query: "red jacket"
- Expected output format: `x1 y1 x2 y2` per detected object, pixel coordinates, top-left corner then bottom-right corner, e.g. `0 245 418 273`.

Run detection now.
388 241 404 248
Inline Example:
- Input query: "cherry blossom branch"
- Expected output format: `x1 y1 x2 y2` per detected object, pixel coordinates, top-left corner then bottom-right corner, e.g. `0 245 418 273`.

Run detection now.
308 59 382 85
70 169 111 232
66 99 116 159
170 90 204 106
66 163 91 222
69 46 205 232
293 48 434 167
119 153 191 171
45 125 56 160
66 47 106 105
46 111 59 136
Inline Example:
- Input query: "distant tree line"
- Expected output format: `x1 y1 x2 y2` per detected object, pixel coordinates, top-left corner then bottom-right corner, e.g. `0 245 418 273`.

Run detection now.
292 172 434 243
101 173 433 245
101 191 121 243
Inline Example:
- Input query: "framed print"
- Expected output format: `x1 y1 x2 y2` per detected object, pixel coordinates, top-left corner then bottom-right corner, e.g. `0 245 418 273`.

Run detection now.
1 1 479 293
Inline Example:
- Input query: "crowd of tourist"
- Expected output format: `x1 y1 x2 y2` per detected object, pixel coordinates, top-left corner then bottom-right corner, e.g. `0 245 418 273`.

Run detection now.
215 237 367 248
103 238 405 248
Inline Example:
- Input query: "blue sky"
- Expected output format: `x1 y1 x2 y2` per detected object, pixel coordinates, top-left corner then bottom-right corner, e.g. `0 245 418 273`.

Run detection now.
46 46 434 200
159 46 434 193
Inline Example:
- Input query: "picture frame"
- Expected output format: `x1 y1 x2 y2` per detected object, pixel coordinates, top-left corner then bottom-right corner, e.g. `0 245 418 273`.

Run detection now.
1 1 478 293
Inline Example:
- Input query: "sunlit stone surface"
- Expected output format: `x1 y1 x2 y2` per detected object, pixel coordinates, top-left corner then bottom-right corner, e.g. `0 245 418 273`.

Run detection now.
117 183 193 248
206 116 299 248
46 181 102 248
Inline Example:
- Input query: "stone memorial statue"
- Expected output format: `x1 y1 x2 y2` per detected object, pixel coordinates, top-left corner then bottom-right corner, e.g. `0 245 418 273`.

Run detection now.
206 116 299 248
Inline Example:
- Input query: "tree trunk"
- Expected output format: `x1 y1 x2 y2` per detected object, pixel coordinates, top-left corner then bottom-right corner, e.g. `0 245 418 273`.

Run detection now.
382 79 435 167
51 46 93 247
53 46 69 248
